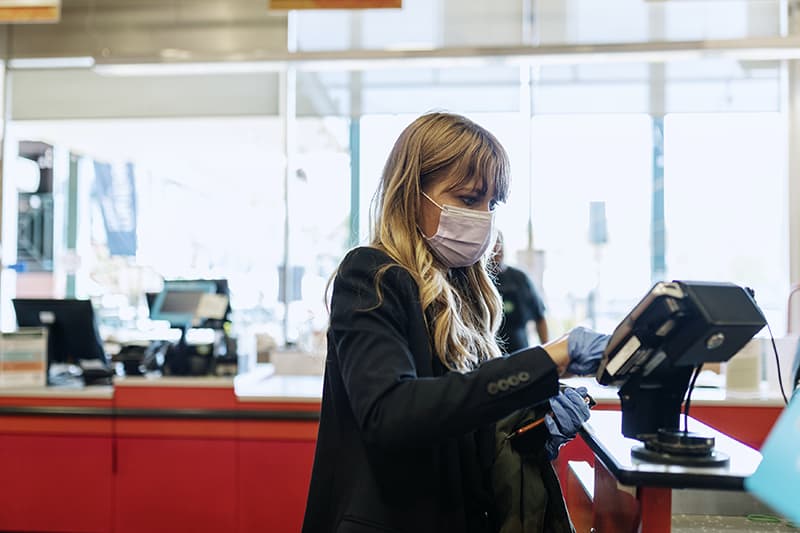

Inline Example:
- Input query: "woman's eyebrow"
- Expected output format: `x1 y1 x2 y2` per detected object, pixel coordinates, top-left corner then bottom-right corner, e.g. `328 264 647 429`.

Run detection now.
467 183 489 196
451 181 486 194
445 182 476 194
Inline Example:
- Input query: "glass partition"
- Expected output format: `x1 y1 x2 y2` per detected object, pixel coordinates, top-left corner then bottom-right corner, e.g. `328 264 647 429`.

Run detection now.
1 2 792 365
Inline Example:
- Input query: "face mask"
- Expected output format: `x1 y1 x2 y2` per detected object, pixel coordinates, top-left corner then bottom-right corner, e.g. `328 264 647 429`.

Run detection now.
422 192 495 268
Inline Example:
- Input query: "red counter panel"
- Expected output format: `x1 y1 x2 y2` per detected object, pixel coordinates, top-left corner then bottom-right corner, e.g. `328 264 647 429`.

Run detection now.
238 439 316 533
114 385 237 410
114 436 237 533
690 405 782 450
0 433 112 533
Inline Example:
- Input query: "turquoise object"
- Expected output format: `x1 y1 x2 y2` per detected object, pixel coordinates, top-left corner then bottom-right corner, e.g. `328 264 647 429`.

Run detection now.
745 395 800 525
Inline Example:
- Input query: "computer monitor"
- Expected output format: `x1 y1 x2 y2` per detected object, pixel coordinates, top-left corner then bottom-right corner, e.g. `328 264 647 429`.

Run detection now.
149 279 219 328
596 281 766 465
12 298 107 366
148 279 231 376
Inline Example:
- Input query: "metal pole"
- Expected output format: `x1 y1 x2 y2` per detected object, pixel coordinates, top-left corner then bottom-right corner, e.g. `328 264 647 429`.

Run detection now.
521 0 534 46
787 0 800 332
349 12 363 247
0 26 11 248
0 27 12 330
649 5 667 285
521 64 533 251
348 111 360 247
281 12 298 347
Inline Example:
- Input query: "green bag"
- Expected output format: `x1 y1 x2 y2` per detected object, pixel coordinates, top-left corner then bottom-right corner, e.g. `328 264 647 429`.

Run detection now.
492 405 575 533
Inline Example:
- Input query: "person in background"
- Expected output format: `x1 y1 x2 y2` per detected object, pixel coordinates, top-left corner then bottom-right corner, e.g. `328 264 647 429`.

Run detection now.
302 112 609 533
492 231 549 352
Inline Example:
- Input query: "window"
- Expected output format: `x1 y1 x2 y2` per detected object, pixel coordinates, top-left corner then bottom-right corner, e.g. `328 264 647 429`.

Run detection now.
530 114 654 334
664 112 787 331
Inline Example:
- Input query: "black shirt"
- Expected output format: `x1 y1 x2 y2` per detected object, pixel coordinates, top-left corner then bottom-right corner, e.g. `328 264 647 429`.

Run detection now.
494 265 546 353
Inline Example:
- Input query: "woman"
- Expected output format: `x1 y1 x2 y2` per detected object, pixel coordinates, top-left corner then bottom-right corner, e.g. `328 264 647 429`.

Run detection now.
303 112 607 533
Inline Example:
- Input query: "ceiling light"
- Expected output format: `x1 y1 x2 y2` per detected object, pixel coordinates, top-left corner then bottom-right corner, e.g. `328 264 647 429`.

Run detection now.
9 56 95 69
93 61 286 77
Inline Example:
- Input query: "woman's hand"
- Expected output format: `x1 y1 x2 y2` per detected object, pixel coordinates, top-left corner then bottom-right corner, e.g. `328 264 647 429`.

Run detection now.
544 386 591 460
566 326 610 376
542 335 570 376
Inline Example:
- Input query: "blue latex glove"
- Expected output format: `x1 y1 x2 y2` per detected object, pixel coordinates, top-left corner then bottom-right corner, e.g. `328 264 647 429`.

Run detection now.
544 387 591 460
567 326 611 376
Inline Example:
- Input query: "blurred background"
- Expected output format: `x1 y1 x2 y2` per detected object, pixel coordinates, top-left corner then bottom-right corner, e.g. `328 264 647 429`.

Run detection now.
1 0 797 363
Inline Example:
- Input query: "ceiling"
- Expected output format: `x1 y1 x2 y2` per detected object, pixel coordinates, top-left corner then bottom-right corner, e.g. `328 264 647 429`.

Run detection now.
2 0 289 61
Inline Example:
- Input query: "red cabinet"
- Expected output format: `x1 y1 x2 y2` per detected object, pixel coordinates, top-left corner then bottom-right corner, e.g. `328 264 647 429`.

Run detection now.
0 385 322 533
238 439 316 533
114 436 237 533
113 385 240 533
0 427 112 532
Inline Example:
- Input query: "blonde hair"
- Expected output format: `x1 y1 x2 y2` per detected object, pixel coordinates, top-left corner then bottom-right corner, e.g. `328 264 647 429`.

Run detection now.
370 112 510 372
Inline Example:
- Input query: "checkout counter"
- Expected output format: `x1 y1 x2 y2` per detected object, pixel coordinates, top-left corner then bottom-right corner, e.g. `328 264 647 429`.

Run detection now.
0 369 787 532
0 364 322 533
0 366 784 533
0 281 791 533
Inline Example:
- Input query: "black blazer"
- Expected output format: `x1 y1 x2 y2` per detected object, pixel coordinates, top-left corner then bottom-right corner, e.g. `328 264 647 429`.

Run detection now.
303 247 559 533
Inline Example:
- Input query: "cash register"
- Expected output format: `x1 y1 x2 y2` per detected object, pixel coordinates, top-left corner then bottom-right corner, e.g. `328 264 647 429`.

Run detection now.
596 281 767 466
147 279 233 376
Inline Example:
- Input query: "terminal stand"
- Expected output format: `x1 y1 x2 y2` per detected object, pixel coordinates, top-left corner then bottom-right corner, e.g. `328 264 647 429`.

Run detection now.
618 367 730 466
164 325 192 376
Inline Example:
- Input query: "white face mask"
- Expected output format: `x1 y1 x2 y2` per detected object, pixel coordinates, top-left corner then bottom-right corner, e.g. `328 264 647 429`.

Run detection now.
422 192 495 268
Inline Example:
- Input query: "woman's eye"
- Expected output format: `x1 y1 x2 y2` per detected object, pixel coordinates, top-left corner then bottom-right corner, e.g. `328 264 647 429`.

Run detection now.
489 200 498 211
461 197 477 206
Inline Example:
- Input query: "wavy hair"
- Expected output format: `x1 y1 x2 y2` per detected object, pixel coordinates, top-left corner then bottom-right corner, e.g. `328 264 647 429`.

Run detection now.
369 112 510 372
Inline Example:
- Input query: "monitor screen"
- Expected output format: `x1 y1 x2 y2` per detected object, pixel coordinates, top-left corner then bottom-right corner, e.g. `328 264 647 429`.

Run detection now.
149 279 219 327
12 298 107 365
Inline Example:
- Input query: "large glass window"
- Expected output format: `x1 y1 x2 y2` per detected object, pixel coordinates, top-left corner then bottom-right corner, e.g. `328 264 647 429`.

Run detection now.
286 117 352 351
530 114 654 335
1 8 792 363
358 114 414 242
663 112 787 331
6 117 287 342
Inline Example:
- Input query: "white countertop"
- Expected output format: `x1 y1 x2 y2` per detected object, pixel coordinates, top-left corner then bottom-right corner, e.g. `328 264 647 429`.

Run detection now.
235 364 323 403
0 385 114 399
561 376 786 408
113 374 235 388
0 368 783 407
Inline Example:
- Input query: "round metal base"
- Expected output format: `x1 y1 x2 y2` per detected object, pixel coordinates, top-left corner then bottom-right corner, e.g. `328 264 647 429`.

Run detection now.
631 444 730 467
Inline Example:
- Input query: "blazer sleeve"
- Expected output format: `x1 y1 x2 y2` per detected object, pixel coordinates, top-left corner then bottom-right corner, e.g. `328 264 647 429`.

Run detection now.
330 248 559 450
